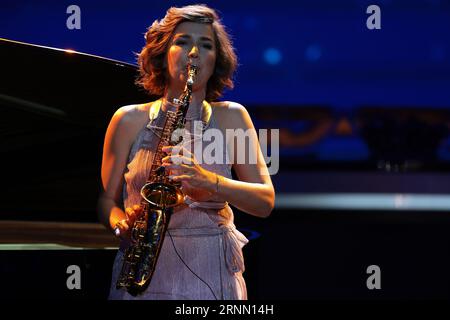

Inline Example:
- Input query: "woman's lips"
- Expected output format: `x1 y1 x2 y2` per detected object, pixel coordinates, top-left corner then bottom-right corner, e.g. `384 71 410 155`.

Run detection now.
185 63 199 69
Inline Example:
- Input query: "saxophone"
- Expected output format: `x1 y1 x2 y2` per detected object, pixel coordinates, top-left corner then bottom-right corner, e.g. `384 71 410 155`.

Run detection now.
116 65 198 296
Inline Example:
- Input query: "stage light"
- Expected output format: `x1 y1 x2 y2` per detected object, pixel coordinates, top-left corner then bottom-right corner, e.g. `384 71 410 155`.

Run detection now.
263 47 282 65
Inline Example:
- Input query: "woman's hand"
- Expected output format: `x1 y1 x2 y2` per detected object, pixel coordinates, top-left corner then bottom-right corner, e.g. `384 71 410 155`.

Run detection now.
161 144 217 201
112 204 143 241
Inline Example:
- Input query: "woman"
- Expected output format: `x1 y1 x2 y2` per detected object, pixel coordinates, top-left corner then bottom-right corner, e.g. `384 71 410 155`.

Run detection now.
97 4 275 300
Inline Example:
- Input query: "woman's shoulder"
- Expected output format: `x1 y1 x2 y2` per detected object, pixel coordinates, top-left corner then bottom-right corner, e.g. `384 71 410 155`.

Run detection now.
211 101 252 129
112 102 152 123
106 102 154 145
109 102 155 133
211 100 246 112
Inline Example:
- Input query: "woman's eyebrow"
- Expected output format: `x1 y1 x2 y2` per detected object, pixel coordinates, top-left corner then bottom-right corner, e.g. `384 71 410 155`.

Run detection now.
200 36 213 42
173 34 213 42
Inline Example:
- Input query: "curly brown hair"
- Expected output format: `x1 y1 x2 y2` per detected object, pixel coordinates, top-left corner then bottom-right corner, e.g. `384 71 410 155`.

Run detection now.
136 4 238 102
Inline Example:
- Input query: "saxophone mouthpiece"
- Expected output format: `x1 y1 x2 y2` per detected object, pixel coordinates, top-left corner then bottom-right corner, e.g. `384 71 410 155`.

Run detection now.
187 64 198 86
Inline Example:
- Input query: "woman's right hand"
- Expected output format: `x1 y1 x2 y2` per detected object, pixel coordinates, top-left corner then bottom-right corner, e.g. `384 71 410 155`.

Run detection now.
113 204 143 241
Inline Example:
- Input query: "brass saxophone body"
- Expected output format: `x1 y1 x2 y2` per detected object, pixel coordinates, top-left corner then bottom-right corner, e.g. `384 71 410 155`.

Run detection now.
116 65 198 296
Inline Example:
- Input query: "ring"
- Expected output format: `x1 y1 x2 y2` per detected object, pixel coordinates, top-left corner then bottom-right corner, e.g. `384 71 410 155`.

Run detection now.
113 219 127 237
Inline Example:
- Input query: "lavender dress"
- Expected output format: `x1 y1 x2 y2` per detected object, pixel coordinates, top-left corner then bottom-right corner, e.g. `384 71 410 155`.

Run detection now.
108 100 249 300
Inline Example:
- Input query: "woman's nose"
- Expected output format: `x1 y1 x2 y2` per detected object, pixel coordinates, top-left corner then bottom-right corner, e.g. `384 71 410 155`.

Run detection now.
188 45 199 58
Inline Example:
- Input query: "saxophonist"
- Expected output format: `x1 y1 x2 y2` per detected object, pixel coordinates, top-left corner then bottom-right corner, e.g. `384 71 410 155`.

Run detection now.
97 4 275 300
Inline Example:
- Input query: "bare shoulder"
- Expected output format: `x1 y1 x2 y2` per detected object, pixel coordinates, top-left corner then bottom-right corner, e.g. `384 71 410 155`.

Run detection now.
211 101 253 130
211 100 246 113
107 102 153 145
112 103 151 126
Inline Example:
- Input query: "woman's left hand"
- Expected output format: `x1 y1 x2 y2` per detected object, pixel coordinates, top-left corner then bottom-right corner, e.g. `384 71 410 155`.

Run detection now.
161 144 217 201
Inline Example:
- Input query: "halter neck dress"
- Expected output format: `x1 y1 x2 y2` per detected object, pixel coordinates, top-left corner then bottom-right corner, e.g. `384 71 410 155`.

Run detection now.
108 100 249 300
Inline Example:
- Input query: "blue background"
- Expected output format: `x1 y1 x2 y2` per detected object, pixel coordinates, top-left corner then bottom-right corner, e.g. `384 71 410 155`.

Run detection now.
2 0 449 106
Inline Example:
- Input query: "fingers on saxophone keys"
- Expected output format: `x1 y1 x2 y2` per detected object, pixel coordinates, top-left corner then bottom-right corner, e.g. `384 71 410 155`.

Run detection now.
162 155 184 165
125 207 137 223
162 145 185 156
161 145 174 154
179 146 193 158
171 174 193 181
132 205 143 217
161 155 172 164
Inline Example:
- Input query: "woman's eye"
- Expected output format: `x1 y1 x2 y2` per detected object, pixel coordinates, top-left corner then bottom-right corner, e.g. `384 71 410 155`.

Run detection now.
175 40 187 46
203 44 213 49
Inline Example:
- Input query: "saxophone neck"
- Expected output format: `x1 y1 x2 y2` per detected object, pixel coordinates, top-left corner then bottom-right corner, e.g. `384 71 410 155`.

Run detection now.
173 64 198 106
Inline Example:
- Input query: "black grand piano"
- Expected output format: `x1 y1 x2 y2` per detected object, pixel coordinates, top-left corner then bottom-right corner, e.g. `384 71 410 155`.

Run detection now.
0 38 153 219
0 38 154 299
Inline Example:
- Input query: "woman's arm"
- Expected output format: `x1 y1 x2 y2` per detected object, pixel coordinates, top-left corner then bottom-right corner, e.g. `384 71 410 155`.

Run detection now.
217 102 275 217
97 106 137 232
